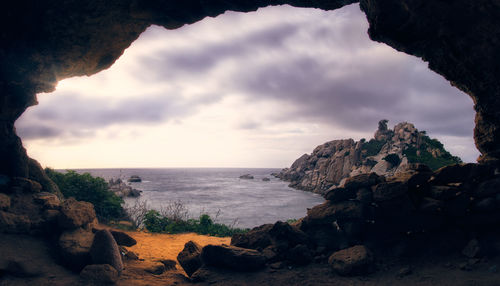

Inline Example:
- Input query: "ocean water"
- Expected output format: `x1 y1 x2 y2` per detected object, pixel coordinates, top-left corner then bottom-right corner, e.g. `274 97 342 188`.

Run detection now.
75 168 324 228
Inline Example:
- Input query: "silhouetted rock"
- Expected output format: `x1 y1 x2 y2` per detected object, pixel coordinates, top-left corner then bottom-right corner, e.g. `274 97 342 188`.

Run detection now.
239 174 254 179
201 244 266 271
90 230 123 273
127 175 142 182
177 241 202 277
80 264 118 284
110 230 136 247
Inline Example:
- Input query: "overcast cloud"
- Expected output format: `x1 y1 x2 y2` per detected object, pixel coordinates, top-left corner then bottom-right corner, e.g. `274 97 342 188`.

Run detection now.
15 4 479 168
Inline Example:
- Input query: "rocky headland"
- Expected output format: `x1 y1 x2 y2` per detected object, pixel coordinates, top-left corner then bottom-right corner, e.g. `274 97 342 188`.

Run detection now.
277 120 462 195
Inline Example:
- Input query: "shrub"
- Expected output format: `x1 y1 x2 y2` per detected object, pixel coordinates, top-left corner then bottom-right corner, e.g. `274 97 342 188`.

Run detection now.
45 168 124 221
142 210 248 237
362 139 386 157
383 154 401 166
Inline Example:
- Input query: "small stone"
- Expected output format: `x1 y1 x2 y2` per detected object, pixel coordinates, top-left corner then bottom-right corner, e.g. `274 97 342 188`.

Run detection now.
0 194 11 210
80 264 118 284
158 259 177 271
144 262 165 275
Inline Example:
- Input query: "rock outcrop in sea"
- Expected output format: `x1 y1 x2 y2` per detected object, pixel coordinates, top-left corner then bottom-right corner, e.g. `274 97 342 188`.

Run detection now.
108 178 141 198
277 120 462 195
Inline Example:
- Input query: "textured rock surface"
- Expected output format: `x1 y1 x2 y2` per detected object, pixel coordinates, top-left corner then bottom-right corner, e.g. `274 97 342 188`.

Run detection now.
58 198 97 229
177 240 202 277
277 121 460 194
200 244 266 271
59 228 94 270
90 230 123 273
80 264 119 284
328 245 374 276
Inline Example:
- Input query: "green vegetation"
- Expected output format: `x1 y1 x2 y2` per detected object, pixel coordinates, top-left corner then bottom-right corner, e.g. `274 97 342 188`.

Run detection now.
383 154 401 166
45 168 124 221
143 210 248 237
361 139 386 157
403 135 462 170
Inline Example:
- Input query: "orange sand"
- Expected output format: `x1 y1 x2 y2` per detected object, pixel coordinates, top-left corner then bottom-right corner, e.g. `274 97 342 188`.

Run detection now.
125 231 230 264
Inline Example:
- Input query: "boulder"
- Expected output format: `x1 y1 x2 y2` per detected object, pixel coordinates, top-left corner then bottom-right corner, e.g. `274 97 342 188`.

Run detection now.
0 193 11 210
0 211 30 234
475 177 500 198
90 230 123 273
10 177 42 193
58 198 97 229
324 187 356 203
286 244 313 265
59 228 94 270
201 244 266 271
33 192 60 209
110 230 136 247
80 264 118 284
328 245 374 276
304 201 365 225
343 173 383 190
373 181 408 202
231 224 273 250
177 241 202 277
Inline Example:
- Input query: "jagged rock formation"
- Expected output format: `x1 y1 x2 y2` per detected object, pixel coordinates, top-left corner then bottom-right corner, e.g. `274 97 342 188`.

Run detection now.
277 120 461 194
232 163 500 275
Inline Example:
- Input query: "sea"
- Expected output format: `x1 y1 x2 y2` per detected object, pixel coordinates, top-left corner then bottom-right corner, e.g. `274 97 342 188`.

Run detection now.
74 168 324 229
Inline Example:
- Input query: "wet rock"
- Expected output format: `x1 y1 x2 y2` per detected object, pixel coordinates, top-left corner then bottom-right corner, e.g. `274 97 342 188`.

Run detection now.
286 244 313 265
33 192 60 209
59 228 94 270
0 193 11 210
201 244 266 271
110 230 136 247
325 187 356 203
58 198 97 229
328 245 374 276
90 230 123 273
80 264 118 284
0 211 30 234
177 241 202 277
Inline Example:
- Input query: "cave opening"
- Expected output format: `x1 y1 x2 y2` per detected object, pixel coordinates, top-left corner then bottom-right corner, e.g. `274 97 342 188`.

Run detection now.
12 3 478 228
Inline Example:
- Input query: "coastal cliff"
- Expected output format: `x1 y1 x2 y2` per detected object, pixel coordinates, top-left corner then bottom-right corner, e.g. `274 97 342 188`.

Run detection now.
277 120 462 194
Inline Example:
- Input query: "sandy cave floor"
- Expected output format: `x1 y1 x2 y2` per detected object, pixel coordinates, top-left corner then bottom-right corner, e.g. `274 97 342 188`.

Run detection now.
1 230 500 286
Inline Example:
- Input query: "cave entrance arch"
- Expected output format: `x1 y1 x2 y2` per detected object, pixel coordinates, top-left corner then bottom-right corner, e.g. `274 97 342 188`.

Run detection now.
1 0 499 192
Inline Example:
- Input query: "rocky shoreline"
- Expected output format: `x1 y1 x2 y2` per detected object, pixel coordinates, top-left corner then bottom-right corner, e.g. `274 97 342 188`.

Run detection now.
276 120 461 195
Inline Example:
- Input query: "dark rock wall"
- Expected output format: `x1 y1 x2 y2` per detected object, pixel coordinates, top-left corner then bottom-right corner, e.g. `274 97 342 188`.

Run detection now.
1 0 500 180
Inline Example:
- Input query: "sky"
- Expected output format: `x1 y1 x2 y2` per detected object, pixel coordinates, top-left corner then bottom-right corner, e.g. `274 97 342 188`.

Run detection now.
15 4 479 169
